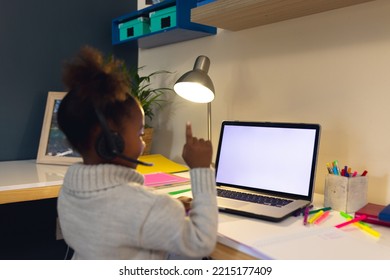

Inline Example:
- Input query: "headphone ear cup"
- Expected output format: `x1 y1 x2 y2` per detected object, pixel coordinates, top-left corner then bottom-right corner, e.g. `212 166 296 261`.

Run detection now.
95 131 125 160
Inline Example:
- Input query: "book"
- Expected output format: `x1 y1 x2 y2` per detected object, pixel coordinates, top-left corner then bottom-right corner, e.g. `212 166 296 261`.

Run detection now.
354 203 390 227
379 204 390 222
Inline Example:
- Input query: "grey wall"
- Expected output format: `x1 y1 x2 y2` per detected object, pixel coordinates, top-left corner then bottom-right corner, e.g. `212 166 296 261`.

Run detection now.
0 0 138 161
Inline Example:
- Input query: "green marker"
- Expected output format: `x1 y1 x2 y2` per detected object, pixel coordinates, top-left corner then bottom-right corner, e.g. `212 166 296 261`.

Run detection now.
168 188 192 196
340 211 371 227
309 207 331 215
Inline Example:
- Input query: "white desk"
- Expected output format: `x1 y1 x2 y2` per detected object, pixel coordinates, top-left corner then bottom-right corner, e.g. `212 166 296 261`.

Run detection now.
0 160 67 204
2 160 390 259
216 196 390 259
152 173 390 259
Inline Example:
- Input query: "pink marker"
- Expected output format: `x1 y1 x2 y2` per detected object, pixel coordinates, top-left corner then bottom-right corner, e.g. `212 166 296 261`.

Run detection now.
314 211 330 224
335 214 367 228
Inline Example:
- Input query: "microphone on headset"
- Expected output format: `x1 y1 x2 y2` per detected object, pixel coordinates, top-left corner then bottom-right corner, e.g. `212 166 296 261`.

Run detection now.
94 106 153 167
103 149 153 166
115 153 153 166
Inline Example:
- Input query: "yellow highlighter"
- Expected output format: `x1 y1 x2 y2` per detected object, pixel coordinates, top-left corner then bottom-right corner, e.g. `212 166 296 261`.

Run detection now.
339 212 381 238
355 222 381 238
308 210 324 224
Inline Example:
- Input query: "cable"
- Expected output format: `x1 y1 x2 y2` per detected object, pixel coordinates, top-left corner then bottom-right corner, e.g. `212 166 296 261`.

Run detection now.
64 245 70 260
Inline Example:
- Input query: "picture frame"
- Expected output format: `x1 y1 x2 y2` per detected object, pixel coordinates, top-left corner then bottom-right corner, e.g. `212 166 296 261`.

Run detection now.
37 91 82 165
146 0 164 4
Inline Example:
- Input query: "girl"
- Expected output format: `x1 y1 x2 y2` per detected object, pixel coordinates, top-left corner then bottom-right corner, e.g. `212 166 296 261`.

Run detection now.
57 46 218 259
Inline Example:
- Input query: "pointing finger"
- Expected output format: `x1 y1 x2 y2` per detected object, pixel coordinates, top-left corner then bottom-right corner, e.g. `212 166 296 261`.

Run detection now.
185 122 193 144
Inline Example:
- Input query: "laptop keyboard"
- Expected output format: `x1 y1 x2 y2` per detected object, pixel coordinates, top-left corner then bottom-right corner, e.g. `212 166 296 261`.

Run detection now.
217 188 293 207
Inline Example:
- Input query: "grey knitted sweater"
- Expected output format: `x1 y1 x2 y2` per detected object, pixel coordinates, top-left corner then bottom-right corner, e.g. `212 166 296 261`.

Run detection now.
57 163 218 259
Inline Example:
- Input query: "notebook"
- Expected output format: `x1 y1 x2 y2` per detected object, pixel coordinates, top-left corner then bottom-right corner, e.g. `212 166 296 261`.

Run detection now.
355 203 390 227
215 121 321 222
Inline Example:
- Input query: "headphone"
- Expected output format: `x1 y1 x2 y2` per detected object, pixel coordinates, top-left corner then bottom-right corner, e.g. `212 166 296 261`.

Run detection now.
94 106 153 167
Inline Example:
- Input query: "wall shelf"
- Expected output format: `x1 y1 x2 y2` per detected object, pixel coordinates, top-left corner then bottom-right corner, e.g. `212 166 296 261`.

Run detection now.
112 0 216 49
191 0 376 31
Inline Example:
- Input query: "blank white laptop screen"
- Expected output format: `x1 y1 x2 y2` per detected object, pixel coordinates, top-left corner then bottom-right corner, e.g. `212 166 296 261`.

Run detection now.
216 123 318 197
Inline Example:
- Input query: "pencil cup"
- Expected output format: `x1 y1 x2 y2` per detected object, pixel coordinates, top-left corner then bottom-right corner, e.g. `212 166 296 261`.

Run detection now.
324 174 368 213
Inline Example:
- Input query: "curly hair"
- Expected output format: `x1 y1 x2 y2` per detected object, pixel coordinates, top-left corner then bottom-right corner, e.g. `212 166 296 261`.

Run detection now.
57 46 138 154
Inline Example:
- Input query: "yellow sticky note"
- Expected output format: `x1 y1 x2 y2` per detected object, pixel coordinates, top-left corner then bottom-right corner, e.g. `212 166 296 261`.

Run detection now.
136 154 189 175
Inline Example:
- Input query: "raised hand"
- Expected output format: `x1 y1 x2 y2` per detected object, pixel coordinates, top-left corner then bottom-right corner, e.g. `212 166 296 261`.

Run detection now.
182 122 212 168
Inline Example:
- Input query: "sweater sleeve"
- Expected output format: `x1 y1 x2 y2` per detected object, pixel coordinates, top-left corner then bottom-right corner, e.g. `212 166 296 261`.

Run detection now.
139 168 218 258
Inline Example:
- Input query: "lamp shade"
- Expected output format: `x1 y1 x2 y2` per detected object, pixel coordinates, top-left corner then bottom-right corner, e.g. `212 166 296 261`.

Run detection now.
174 55 215 103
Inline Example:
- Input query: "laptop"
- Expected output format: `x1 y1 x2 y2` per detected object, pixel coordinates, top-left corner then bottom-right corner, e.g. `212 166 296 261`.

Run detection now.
215 121 321 222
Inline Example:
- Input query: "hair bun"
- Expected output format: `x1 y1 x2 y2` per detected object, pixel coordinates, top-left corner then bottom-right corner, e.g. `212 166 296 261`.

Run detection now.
62 46 129 107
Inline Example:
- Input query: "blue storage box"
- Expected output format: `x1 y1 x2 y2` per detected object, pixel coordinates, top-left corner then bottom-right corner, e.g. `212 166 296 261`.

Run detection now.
119 17 150 41
150 6 176 32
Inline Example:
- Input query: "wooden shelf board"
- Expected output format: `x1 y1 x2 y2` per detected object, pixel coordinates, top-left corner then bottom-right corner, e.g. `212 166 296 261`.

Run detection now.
191 0 376 31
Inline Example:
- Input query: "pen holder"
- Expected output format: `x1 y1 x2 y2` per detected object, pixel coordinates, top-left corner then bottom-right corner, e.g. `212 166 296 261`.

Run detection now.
324 174 368 213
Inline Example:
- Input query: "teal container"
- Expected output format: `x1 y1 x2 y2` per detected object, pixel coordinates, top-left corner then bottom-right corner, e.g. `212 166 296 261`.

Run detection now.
119 17 150 41
150 6 177 32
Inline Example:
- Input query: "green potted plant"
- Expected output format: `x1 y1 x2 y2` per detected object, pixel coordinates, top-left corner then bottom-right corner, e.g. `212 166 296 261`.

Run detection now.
123 66 174 154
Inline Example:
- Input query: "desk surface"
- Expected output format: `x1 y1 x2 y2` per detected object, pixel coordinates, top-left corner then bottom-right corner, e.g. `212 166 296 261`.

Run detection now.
2 160 390 259
160 178 390 260
0 160 67 191
217 197 390 259
0 160 67 204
